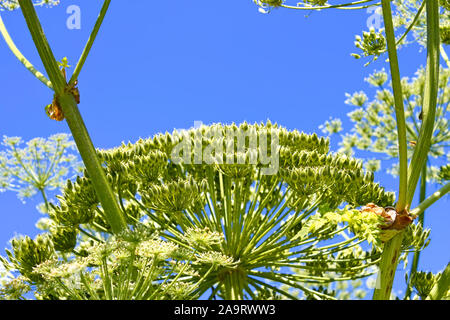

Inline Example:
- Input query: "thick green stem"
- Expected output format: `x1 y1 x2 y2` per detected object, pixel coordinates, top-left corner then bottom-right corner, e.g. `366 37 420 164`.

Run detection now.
0 13 52 88
381 0 408 212
18 0 127 234
221 268 246 300
371 0 410 301
405 161 427 299
373 232 404 300
59 93 128 234
405 0 440 207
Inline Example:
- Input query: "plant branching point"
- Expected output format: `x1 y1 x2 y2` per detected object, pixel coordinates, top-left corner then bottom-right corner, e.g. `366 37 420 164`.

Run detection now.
17 0 127 234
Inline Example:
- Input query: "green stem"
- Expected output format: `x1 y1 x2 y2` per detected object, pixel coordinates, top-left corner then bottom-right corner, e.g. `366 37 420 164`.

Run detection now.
373 232 404 300
78 226 104 243
405 0 440 207
395 0 425 48
280 0 378 10
381 0 408 212
409 182 450 217
18 0 127 234
405 161 427 299
0 13 52 88
39 187 49 212
17 0 65 92
222 268 246 300
68 0 111 87
373 0 440 301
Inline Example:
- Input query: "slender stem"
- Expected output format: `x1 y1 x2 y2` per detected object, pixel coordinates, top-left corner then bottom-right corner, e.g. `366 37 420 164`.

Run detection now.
440 45 450 69
68 0 111 87
39 187 49 212
17 0 66 92
381 0 408 212
409 182 450 217
405 0 440 207
280 0 377 10
78 226 104 243
0 13 52 88
405 161 427 299
11 145 39 184
18 0 128 234
395 0 425 48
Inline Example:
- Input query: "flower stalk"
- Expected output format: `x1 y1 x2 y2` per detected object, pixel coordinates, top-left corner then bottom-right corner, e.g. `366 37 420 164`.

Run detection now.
279 0 379 11
0 12 52 88
373 0 441 300
409 182 450 218
405 0 440 206
380 0 408 213
68 0 111 87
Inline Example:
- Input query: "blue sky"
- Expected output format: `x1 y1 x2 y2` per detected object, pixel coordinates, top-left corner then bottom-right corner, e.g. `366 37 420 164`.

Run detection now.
0 0 448 297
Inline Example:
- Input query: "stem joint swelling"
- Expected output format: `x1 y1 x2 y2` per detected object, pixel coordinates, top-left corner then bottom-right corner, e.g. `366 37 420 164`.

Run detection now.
361 203 413 243
46 68 80 122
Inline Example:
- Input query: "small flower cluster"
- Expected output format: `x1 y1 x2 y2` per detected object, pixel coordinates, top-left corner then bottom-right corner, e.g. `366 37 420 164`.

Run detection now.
441 0 450 11
409 271 442 299
3 230 200 300
252 0 283 13
351 28 386 66
391 0 450 49
6 235 55 282
0 134 81 205
303 0 328 6
326 67 449 183
50 176 99 226
0 0 59 11
441 23 450 45
439 164 450 182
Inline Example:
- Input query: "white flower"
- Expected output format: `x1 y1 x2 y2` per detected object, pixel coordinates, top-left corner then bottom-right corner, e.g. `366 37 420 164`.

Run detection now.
0 260 13 286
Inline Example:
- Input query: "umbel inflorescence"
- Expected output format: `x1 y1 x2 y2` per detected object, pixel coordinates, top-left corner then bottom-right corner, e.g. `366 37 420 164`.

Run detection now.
3 121 427 300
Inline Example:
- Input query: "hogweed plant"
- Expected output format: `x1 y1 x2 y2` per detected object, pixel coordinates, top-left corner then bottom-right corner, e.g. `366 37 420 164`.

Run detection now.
252 0 450 300
1 121 413 300
0 0 448 300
